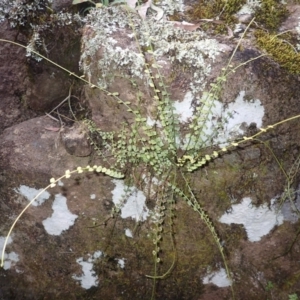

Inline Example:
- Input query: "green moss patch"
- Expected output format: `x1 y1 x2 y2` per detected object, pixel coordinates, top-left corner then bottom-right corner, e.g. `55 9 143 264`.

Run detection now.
255 30 300 74
254 0 288 32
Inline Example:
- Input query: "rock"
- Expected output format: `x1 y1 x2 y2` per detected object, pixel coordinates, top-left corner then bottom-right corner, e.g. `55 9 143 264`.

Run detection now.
0 20 38 131
51 0 73 12
24 70 70 111
0 116 90 181
279 5 300 32
2 3 300 300
60 122 92 157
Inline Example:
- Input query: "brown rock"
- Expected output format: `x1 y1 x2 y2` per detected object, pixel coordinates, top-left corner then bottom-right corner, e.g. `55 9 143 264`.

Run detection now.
60 122 92 157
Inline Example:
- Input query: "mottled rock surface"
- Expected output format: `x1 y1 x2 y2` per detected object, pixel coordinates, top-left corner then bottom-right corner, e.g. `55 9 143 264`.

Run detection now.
1 3 300 300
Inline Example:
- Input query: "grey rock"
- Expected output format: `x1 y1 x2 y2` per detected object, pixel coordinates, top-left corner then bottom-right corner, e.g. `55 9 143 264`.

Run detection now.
51 0 73 12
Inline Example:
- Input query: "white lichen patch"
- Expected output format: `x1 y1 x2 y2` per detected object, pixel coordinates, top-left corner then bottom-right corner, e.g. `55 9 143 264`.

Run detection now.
15 185 50 206
117 258 125 269
125 228 133 238
42 194 78 235
236 0 262 15
280 185 300 223
280 200 300 223
206 90 264 146
146 116 161 128
219 197 284 242
0 236 19 270
81 6 220 93
157 0 184 15
296 18 300 51
111 179 149 222
203 268 231 287
174 91 194 123
180 90 264 150
72 251 103 289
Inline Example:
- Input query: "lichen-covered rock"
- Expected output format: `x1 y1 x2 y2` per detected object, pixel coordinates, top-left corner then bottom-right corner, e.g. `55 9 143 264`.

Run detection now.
2 1 300 300
0 0 84 112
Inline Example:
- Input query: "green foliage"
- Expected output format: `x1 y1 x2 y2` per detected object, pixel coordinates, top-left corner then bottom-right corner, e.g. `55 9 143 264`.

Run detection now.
280 152 300 211
265 280 274 291
289 294 299 300
72 0 97 4
189 0 289 33
254 0 288 31
255 29 300 74
188 0 245 33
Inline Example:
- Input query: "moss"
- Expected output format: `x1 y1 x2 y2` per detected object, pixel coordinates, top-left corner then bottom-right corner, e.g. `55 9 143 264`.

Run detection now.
254 0 289 32
189 0 288 33
255 29 300 74
188 0 245 33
